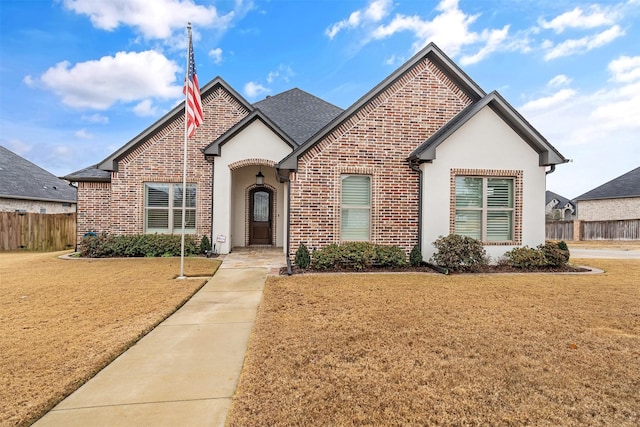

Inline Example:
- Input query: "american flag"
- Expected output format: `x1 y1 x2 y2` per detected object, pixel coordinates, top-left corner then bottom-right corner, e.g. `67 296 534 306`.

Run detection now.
184 35 203 138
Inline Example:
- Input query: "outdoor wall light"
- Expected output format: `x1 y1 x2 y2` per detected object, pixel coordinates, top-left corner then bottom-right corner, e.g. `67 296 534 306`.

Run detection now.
256 167 264 186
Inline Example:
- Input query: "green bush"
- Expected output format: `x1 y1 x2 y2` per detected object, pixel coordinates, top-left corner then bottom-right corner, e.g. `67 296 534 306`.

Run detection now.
409 245 423 267
504 246 546 269
311 243 342 270
294 242 311 269
311 242 407 270
339 242 376 269
539 241 570 267
373 245 406 267
79 233 198 258
199 235 212 254
429 234 488 272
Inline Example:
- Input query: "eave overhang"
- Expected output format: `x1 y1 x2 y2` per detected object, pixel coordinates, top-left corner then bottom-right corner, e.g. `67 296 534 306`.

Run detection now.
97 77 253 172
277 42 486 172
408 91 568 167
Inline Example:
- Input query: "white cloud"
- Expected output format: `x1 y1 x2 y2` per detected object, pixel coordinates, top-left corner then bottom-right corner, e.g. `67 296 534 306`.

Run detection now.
81 113 109 124
326 0 392 39
543 25 624 60
61 0 237 40
23 75 36 87
243 81 270 99
74 129 93 139
209 47 223 64
548 74 572 87
36 50 182 109
133 99 158 116
608 55 640 82
520 88 577 111
460 25 510 65
266 65 295 84
4 139 33 156
538 5 619 33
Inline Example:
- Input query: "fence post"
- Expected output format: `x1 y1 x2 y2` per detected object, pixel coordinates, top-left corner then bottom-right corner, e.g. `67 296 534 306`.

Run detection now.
573 220 582 241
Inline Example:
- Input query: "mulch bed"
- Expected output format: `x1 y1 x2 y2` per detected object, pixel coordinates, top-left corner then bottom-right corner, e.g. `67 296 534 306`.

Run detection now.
281 264 590 275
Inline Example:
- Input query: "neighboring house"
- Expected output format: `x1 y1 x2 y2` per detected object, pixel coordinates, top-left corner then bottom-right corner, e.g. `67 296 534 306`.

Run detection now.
545 190 575 221
0 145 77 214
574 166 640 221
63 43 567 261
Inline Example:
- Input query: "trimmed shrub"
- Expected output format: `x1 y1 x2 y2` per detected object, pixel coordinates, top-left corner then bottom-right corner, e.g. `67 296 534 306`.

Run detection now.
311 243 342 270
373 245 406 268
199 235 212 255
504 246 546 269
429 234 488 272
79 233 198 258
294 242 311 269
339 242 376 270
539 241 570 267
409 245 423 267
311 242 407 270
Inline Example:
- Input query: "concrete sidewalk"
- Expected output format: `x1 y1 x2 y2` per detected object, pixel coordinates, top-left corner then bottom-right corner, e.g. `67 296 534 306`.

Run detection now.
34 249 285 427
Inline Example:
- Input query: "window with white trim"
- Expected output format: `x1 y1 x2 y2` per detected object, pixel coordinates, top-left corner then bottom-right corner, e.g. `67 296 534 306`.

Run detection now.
455 176 514 242
341 175 371 241
144 183 196 234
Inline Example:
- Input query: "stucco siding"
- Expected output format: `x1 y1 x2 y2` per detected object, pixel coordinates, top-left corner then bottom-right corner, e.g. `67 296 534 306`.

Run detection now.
421 106 547 260
213 120 292 253
577 198 640 221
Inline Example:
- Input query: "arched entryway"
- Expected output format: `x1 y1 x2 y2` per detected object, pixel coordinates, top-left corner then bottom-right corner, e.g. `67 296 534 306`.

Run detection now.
249 187 273 245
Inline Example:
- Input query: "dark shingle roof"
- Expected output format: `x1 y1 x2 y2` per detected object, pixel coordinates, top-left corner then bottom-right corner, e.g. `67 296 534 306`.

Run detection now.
575 166 640 201
62 164 111 182
0 145 77 203
546 190 574 207
253 88 343 145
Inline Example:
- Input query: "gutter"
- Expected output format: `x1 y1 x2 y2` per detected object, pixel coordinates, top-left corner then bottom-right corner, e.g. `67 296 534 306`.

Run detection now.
408 158 423 250
545 164 556 175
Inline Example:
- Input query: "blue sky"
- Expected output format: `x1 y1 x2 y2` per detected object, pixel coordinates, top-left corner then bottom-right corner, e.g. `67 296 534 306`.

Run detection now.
1 0 639 199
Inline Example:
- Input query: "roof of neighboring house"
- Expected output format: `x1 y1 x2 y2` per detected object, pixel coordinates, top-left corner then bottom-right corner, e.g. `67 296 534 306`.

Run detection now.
409 91 568 166
575 166 640 201
546 190 575 208
278 42 487 171
61 164 111 182
253 88 343 145
0 145 77 203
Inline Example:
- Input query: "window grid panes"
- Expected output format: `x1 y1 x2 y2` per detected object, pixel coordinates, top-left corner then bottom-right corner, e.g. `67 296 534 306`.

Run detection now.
341 175 371 241
455 176 514 242
145 183 196 234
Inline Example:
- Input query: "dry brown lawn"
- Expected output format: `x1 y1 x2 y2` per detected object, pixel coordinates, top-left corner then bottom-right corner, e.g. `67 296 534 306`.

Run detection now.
0 251 220 427
228 258 640 426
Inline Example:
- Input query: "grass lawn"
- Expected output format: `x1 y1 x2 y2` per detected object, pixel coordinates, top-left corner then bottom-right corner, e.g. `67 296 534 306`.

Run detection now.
0 251 220 427
228 258 640 426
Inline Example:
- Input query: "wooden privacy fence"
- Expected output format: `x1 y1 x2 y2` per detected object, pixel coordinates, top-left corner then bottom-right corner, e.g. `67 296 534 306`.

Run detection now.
545 220 574 241
546 219 640 241
0 212 76 251
581 219 640 240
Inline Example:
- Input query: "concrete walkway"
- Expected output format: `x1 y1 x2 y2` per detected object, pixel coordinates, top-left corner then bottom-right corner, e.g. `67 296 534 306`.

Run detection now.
34 248 286 427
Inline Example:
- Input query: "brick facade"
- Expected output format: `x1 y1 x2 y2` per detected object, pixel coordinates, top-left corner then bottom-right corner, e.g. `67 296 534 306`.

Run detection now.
288 57 473 254
77 181 111 241
76 87 249 243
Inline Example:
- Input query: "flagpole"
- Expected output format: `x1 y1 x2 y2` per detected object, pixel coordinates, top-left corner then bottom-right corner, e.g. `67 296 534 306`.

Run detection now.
178 23 192 280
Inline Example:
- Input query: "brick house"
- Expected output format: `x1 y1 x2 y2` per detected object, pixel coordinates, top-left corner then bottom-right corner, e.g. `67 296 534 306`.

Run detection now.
574 166 640 221
64 43 567 261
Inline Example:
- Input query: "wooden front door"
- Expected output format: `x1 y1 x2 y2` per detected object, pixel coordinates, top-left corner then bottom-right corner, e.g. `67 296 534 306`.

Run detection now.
249 188 272 245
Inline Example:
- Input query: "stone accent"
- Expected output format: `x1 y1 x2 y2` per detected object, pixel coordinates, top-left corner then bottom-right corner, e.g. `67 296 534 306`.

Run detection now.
577 198 640 221
449 168 523 245
288 57 473 255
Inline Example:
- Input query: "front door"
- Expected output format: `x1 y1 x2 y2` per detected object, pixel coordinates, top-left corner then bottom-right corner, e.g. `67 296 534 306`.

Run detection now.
249 188 272 245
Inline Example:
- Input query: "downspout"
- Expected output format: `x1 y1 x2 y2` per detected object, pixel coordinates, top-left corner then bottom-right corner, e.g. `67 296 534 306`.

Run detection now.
210 158 215 255
545 164 556 175
408 158 422 250
286 177 292 275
